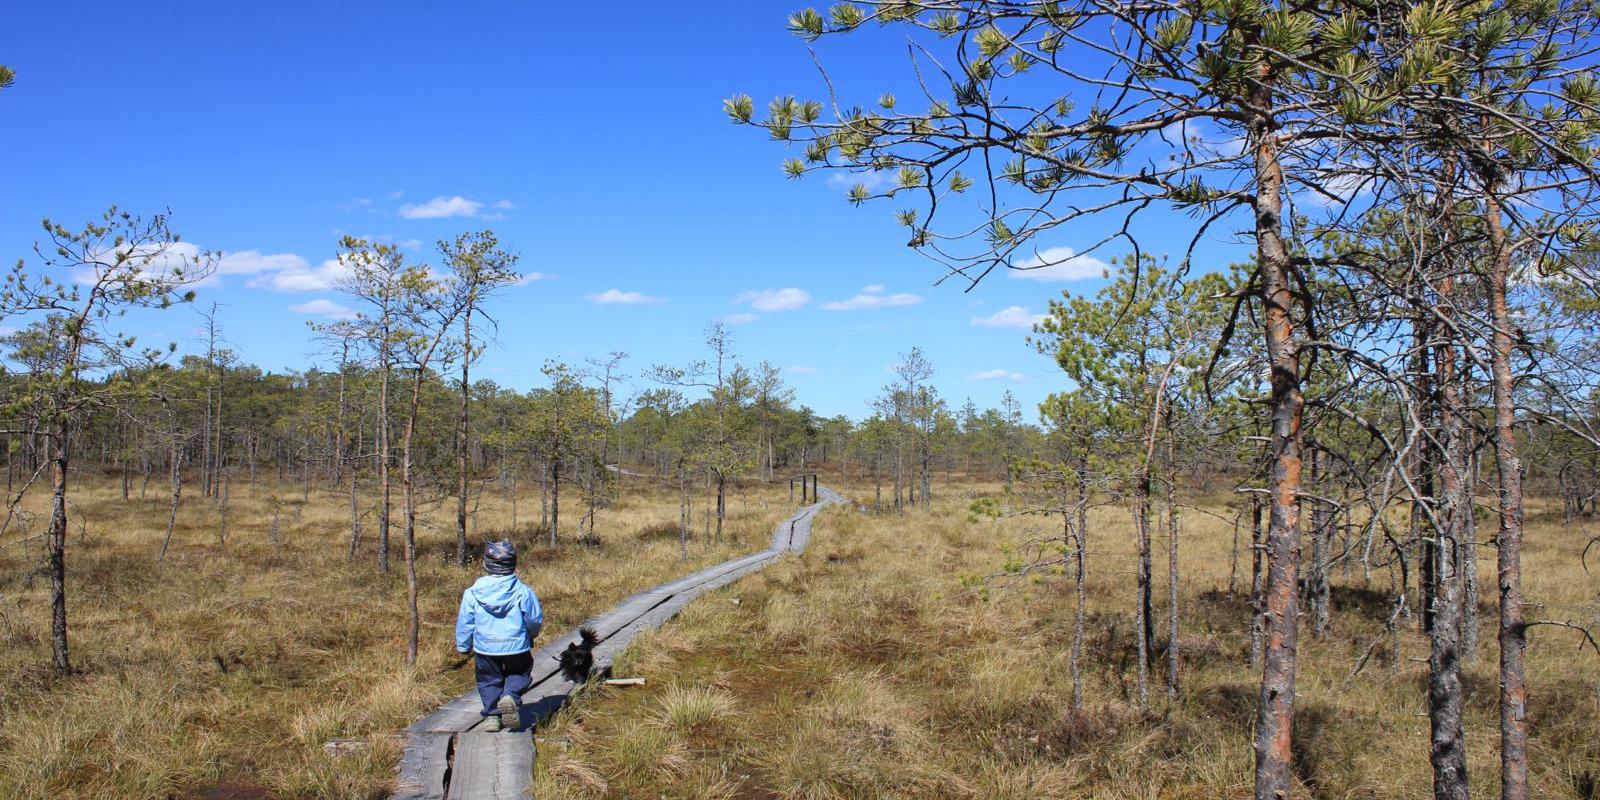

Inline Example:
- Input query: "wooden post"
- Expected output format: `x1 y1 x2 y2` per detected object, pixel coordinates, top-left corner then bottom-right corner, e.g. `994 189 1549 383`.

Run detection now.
789 478 794 503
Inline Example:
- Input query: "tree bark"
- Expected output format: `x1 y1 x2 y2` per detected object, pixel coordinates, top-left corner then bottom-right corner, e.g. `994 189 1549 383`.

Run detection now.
1072 448 1089 709
1484 187 1528 800
377 341 391 574
1165 429 1180 701
1250 73 1306 800
550 458 560 548
159 442 183 563
1132 469 1153 712
1429 273 1471 800
47 420 71 674
456 306 472 566
1249 497 1266 670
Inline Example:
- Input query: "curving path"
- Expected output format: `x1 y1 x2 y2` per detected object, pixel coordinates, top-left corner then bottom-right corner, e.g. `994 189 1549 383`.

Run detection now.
393 483 844 800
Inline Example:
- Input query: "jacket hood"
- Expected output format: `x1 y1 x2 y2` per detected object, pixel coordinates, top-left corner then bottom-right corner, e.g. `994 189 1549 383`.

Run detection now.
469 574 524 616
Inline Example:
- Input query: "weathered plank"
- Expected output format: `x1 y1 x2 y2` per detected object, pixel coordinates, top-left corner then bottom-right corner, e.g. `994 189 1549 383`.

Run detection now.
444 732 534 800
410 693 489 735
393 731 452 800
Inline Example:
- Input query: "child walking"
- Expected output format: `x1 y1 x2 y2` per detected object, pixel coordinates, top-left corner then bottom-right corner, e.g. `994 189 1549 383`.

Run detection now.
454 540 543 732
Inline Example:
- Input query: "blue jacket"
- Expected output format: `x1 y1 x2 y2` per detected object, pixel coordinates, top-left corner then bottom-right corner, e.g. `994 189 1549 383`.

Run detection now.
455 574 543 656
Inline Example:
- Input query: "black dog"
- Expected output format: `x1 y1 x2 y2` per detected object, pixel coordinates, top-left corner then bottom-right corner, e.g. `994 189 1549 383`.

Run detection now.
558 626 598 683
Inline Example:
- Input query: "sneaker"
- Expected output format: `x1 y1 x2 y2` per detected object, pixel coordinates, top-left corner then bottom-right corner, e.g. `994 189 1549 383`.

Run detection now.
497 694 519 731
482 713 501 733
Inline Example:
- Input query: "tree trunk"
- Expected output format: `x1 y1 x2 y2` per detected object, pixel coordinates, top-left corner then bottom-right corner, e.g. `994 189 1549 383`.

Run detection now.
1485 187 1528 800
550 459 560 548
402 373 425 666
679 471 690 561
1249 75 1306 800
1249 497 1266 670
47 422 71 675
160 441 183 562
1462 448 1480 659
1413 314 1437 634
1165 431 1180 701
119 425 130 502
1132 470 1153 712
716 472 725 541
1310 452 1331 639
378 351 391 574
1072 449 1089 709
456 306 472 566
1429 286 1470 800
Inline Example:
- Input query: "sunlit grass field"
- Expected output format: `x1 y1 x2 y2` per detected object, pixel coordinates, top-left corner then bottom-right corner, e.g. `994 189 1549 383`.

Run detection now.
0 469 792 799
531 474 1600 800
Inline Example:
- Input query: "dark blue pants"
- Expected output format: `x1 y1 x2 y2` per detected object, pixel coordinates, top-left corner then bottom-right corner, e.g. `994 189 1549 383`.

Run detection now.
474 651 533 716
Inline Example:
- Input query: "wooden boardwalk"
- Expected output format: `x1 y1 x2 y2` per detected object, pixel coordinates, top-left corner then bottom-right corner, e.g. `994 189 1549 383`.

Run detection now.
393 484 843 800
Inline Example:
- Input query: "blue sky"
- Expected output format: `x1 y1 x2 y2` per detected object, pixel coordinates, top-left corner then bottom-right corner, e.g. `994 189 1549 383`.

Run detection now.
0 1 1249 419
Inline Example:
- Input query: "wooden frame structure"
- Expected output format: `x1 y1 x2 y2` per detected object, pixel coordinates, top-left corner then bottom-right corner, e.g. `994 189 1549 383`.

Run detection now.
788 472 818 503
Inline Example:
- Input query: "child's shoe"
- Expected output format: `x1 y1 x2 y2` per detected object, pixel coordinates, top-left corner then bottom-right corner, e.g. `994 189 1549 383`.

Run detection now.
482 713 502 732
497 694 519 731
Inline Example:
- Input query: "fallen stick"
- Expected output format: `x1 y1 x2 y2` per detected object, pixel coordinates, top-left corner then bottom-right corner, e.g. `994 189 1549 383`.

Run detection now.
604 677 646 687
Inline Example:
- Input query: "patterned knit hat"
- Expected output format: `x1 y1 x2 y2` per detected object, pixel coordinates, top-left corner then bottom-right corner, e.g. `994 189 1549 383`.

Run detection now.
484 540 517 575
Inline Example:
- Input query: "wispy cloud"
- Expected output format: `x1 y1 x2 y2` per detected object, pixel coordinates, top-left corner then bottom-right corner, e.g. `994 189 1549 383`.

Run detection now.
588 288 664 305
784 365 817 375
969 368 1026 381
720 312 760 325
289 298 356 320
515 272 555 286
1008 246 1110 282
398 195 484 219
971 305 1046 329
1302 171 1372 209
220 250 351 292
821 284 923 311
737 288 810 312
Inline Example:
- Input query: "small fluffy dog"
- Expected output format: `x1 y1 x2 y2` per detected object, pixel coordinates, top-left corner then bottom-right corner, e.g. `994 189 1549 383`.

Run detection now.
558 627 598 683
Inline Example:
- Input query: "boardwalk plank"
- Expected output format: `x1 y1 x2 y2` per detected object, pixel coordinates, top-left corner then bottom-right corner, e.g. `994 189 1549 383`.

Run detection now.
445 732 533 800
393 731 452 800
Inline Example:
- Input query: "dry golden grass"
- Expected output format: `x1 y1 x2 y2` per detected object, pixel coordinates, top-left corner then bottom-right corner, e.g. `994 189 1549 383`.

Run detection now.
0 469 792 799
531 474 1600 800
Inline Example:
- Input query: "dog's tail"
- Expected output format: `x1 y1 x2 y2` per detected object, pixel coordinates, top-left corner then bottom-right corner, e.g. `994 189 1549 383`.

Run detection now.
578 626 599 646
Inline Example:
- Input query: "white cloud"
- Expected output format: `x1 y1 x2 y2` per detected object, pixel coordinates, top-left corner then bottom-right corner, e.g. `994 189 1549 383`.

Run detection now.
969 369 1026 381
515 272 555 286
971 305 1046 329
784 365 817 375
218 249 307 277
399 195 484 219
77 241 209 286
1302 171 1372 208
820 284 923 311
737 288 810 312
588 288 664 305
492 200 515 210
289 298 356 320
240 255 351 292
1008 246 1110 282
720 312 760 325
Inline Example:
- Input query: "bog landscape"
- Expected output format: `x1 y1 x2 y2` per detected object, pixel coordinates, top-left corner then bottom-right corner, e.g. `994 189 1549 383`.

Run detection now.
1 2 1598 799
